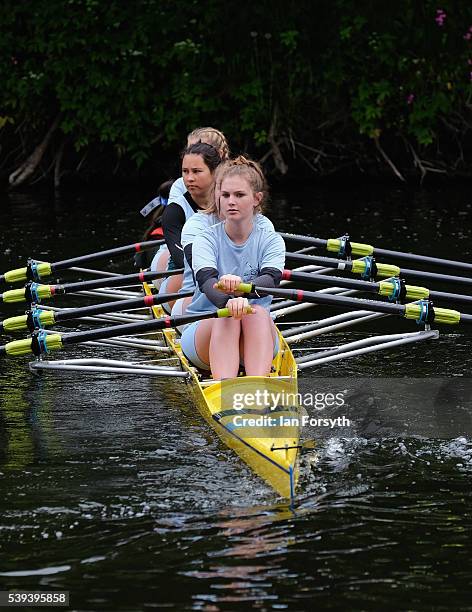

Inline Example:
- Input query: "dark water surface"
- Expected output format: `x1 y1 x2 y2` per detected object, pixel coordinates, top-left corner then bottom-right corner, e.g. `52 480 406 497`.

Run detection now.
1 184 471 610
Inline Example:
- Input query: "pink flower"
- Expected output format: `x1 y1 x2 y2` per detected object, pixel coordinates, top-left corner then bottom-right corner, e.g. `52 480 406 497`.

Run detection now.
407 94 415 105
435 8 446 26
464 32 472 40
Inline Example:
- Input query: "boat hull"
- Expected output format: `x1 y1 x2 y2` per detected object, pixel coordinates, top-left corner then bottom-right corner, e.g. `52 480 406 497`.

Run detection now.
145 285 301 499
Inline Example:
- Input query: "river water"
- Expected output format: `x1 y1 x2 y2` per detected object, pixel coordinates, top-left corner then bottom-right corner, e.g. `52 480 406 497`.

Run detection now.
0 183 471 610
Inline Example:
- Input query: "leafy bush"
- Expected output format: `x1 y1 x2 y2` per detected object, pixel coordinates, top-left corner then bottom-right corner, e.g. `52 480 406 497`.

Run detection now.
1 0 471 185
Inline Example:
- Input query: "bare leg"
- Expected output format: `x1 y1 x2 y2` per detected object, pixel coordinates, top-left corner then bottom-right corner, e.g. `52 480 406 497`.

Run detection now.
240 306 275 376
164 273 183 309
156 250 170 272
193 308 274 378
152 250 170 290
210 318 242 379
194 318 242 379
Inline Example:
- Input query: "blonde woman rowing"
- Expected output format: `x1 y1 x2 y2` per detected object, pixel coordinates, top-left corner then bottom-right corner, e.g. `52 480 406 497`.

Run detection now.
180 158 285 379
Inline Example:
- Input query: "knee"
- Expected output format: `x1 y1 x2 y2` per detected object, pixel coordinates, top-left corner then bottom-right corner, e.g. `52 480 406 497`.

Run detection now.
243 306 272 327
212 317 241 339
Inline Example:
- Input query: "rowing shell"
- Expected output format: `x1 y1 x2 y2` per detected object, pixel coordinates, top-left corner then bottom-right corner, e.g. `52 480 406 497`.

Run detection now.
143 282 301 500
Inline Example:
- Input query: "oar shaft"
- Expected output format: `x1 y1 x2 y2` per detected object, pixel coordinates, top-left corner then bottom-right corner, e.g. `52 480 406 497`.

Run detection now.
259 286 405 315
280 233 327 248
56 290 193 322
0 290 194 333
62 308 251 345
57 268 182 293
52 240 164 271
0 239 164 285
282 269 378 293
281 232 472 273
286 252 351 269
237 284 463 325
283 269 472 306
371 246 472 273
429 289 472 306
286 252 472 287
1 269 184 305
61 313 199 345
1 307 253 357
398 267 472 287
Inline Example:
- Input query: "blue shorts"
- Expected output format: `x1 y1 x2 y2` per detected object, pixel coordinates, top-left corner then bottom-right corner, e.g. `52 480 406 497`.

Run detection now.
171 297 188 333
180 320 280 372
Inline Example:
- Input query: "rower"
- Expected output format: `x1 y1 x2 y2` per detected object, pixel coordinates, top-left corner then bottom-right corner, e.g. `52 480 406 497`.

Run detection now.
140 128 230 300
152 141 223 311
168 126 230 202
180 157 285 379
171 156 276 318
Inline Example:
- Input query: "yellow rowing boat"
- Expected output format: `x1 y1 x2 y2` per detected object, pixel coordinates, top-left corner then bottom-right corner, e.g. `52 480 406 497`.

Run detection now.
143 282 301 499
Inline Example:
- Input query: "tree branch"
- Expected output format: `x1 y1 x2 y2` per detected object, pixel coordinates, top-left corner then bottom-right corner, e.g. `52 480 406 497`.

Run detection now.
374 136 405 182
9 114 61 188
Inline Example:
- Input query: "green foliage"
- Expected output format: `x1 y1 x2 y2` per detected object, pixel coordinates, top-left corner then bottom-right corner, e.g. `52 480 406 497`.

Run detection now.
0 0 471 179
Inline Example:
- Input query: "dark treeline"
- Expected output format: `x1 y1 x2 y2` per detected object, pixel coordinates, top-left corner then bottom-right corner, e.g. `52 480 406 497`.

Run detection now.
1 0 472 189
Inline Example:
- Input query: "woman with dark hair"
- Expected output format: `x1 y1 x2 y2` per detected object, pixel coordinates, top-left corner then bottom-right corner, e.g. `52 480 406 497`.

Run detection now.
152 142 222 310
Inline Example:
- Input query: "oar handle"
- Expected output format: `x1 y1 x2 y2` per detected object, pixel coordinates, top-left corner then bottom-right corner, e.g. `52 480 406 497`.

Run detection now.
217 306 254 317
215 281 254 293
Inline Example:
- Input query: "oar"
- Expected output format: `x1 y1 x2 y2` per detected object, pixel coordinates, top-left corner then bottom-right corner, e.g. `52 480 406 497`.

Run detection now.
0 289 194 333
281 269 472 307
280 232 472 273
0 239 165 285
286 252 472 287
0 268 183 305
0 307 254 358
221 283 472 326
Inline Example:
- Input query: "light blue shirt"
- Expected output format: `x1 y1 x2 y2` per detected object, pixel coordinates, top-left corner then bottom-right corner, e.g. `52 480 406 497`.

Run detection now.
186 221 285 313
180 213 275 293
169 177 186 201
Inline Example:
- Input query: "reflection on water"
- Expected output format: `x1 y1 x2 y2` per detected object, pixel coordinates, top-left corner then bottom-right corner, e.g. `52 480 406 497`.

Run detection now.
0 184 472 609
